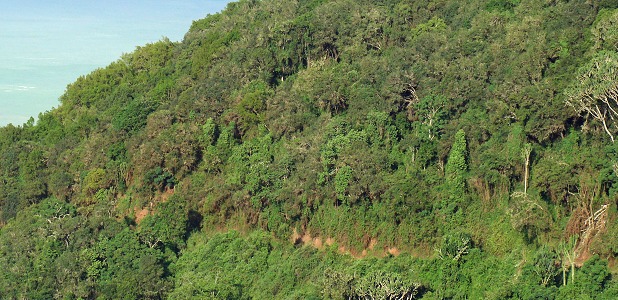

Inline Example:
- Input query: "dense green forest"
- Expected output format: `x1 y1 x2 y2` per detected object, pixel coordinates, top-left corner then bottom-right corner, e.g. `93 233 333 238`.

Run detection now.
4 0 618 298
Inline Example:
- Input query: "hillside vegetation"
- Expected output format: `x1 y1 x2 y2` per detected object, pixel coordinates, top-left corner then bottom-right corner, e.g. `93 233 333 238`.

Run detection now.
3 0 618 298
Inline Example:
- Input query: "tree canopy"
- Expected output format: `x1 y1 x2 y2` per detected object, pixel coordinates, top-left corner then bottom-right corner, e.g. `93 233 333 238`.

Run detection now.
2 0 618 298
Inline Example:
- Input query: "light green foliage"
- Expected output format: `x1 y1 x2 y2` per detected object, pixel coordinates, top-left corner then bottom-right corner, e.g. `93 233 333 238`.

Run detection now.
444 129 468 212
438 231 471 262
319 133 353 182
1 0 618 297
172 230 425 299
446 130 468 181
200 117 217 147
126 39 175 76
225 130 290 210
352 270 421 299
592 9 618 51
187 27 240 77
83 168 106 195
169 231 272 299
334 165 353 202
410 16 448 40
215 121 238 155
365 111 398 145
505 124 526 164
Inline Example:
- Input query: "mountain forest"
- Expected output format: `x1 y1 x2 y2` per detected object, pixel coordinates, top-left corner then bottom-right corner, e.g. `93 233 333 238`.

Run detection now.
3 0 618 298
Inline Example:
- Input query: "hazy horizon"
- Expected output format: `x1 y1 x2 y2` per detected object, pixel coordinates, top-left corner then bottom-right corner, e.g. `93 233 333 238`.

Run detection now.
0 0 233 126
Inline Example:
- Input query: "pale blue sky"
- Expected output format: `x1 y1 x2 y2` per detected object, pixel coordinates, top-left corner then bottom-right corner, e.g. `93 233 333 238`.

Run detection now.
0 0 233 125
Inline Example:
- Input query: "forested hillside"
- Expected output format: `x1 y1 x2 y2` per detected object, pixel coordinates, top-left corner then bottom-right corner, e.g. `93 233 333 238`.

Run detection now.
3 0 618 298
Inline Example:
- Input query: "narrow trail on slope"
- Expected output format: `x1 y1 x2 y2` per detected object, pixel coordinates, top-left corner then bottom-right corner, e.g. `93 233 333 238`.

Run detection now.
291 228 401 259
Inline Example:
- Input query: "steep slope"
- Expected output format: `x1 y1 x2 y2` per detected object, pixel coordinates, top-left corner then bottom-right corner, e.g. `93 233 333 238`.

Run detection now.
2 0 618 298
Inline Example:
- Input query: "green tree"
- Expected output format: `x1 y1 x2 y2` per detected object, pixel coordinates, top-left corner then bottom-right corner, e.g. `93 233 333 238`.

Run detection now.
334 165 353 203
444 129 468 212
83 168 107 196
96 228 170 299
592 9 618 51
139 194 189 251
532 246 559 287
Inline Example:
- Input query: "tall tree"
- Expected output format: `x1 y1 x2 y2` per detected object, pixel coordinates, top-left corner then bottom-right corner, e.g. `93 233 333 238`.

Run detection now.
566 51 618 143
444 129 468 213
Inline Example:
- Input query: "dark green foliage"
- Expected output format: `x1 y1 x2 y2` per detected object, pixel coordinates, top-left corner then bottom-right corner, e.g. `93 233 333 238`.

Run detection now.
532 246 559 287
2 0 618 297
112 99 157 133
139 194 189 251
95 229 171 299
233 80 274 134
556 255 612 299
485 0 520 13
144 167 177 192
334 165 353 202
0 198 172 299
599 0 618 9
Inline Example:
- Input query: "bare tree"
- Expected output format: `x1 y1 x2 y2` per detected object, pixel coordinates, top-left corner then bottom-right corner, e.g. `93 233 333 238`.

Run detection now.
558 235 578 286
522 143 532 194
566 51 618 143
